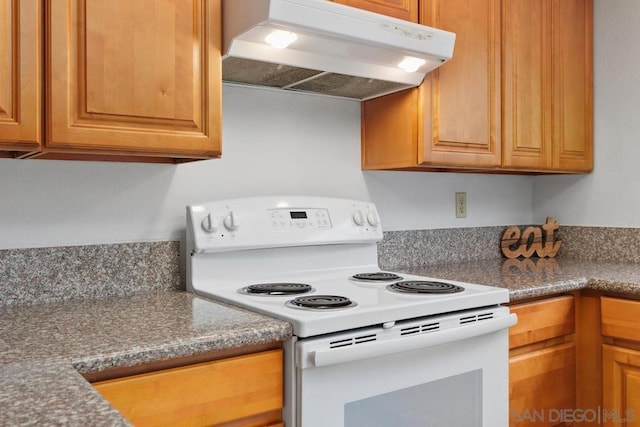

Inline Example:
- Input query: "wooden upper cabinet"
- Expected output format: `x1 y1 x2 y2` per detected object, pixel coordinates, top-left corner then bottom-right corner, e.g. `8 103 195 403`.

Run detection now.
552 0 593 172
502 0 552 170
362 0 593 174
332 0 418 22
0 0 42 152
503 0 593 172
419 0 501 169
362 0 502 170
42 0 221 161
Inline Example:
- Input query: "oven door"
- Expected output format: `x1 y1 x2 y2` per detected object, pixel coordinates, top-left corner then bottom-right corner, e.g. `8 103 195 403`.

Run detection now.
290 306 517 427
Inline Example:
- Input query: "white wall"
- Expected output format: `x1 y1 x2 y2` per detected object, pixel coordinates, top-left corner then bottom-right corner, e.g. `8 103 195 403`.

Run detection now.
0 85 533 250
532 0 639 227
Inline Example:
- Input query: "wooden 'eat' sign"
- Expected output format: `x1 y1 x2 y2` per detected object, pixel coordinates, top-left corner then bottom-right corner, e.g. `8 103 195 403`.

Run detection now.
500 217 562 259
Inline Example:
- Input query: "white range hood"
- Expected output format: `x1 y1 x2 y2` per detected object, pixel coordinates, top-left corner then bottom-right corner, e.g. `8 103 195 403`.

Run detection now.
222 0 456 100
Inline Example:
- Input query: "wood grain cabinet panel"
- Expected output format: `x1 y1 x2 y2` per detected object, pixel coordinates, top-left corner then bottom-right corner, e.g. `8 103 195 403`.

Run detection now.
1 0 221 161
44 0 221 160
93 350 284 427
508 296 577 427
509 295 575 349
362 0 592 174
331 0 418 22
362 0 502 170
419 0 502 169
510 343 576 427
503 0 593 172
551 0 593 172
599 297 640 426
502 0 552 170
602 344 640 427
602 297 640 343
0 0 42 152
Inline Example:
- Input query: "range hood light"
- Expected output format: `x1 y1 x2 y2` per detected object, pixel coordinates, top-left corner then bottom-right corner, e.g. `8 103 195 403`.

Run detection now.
265 30 298 49
398 57 427 73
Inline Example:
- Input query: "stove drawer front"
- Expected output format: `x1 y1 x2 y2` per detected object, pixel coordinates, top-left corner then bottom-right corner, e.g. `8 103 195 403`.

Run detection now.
296 328 509 427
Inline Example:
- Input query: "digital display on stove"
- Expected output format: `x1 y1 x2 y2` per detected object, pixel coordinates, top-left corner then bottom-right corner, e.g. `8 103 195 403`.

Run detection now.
290 211 307 219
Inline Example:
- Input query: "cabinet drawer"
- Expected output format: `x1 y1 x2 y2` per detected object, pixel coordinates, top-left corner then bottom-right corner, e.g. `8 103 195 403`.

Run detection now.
509 295 575 349
94 349 283 427
601 296 640 341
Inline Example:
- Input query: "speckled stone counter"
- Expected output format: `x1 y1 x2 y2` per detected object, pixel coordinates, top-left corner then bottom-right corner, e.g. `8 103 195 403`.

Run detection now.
0 242 183 306
0 291 292 426
394 257 640 301
0 361 131 426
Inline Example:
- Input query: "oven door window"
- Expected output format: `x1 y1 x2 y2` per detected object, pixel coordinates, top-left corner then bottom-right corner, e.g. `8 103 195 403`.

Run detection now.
344 370 482 427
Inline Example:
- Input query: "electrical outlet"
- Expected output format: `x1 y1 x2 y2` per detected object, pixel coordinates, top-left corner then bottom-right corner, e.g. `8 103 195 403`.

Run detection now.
455 192 467 218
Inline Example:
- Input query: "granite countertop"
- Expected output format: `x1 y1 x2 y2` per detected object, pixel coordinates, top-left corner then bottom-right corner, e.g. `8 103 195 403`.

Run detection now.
4 257 640 425
396 257 640 302
0 291 292 426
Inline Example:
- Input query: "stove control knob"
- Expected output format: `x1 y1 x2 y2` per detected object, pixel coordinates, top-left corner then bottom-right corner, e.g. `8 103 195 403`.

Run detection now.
366 212 379 227
352 210 365 226
201 213 218 233
223 212 240 231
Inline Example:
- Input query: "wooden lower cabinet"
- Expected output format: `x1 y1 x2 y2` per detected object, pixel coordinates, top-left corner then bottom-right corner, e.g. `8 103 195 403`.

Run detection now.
93 350 283 427
508 295 576 427
510 343 576 427
601 296 640 427
602 345 640 427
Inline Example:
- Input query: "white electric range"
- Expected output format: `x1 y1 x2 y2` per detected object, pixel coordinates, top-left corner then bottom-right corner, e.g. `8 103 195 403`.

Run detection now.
186 196 516 427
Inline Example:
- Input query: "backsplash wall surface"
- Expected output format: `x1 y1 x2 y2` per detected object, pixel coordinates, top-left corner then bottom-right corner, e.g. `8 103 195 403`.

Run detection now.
377 227 506 269
0 242 180 306
3 224 630 306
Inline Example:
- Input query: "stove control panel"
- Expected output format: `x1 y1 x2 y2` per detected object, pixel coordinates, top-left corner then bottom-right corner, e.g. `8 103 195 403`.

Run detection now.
187 196 383 253
269 208 331 231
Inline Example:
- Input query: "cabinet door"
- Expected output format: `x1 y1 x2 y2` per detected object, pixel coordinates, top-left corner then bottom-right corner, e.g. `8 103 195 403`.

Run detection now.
503 0 593 172
332 0 418 22
419 0 502 168
602 345 640 427
94 350 283 427
502 0 552 170
552 0 593 172
361 0 501 170
510 343 576 427
46 0 221 159
0 0 41 152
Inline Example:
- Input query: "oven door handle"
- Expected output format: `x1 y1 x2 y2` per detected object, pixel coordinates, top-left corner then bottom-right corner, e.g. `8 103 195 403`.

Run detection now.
308 314 517 369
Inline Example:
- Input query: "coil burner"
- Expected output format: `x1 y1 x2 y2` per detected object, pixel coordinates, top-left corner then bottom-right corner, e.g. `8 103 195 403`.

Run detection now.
286 295 357 311
387 281 465 294
350 272 404 282
239 283 313 296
